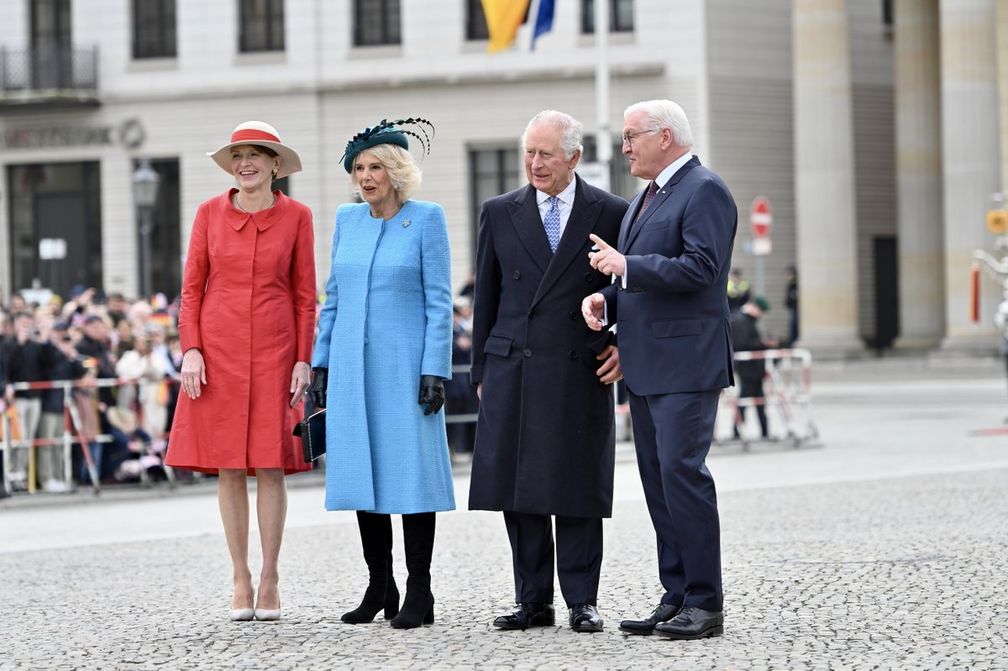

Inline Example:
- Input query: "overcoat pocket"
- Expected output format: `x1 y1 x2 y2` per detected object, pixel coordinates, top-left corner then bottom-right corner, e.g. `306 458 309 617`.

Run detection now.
652 319 702 338
483 334 513 357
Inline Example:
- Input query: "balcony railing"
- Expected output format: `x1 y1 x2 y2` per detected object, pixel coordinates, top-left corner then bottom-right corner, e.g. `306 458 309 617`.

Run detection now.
0 45 99 108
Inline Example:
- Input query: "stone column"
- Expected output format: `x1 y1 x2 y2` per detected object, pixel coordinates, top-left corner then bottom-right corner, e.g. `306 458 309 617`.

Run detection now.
893 0 945 350
792 0 864 355
939 0 1001 351
998 1 1008 195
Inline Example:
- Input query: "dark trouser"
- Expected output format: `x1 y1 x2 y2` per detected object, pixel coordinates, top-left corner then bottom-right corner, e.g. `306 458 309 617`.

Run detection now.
737 375 768 438
503 511 603 608
628 389 723 612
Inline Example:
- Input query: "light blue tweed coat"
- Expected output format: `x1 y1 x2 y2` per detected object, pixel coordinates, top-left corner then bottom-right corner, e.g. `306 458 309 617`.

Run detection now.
312 200 455 514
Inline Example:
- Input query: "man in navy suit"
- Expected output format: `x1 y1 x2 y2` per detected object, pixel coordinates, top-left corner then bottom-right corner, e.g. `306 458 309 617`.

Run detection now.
583 99 737 640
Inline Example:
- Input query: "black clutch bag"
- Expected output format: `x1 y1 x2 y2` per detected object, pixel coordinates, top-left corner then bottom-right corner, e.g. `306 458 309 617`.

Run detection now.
293 409 326 462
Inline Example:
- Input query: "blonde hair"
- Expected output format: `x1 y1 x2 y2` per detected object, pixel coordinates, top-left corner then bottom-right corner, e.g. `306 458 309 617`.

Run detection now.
350 143 422 203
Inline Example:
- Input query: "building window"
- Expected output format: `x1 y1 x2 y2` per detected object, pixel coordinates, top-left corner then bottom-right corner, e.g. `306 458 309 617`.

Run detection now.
354 0 401 46
465 0 489 41
132 158 182 296
469 147 520 256
581 0 634 33
6 162 103 299
239 0 285 53
133 0 176 59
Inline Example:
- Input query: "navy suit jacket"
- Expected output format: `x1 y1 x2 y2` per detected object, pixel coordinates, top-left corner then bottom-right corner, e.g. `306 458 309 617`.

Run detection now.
601 156 737 396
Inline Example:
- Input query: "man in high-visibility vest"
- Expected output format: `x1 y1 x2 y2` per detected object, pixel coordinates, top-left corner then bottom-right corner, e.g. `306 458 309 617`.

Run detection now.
726 268 750 313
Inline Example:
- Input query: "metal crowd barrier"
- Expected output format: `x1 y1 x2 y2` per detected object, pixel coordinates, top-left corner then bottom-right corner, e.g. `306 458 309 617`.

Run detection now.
715 347 819 449
1 376 176 497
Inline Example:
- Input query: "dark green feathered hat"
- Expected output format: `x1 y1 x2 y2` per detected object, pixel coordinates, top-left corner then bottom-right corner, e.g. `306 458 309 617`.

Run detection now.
342 117 435 173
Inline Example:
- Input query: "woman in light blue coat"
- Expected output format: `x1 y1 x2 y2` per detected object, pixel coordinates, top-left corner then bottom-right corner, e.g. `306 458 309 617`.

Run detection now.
308 118 454 630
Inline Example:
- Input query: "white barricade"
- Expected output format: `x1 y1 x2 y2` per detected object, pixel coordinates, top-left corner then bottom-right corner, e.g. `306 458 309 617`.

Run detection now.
714 348 819 449
1 377 177 497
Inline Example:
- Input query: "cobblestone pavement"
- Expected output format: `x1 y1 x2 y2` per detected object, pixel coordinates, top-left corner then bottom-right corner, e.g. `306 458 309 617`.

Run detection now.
3 358 1008 670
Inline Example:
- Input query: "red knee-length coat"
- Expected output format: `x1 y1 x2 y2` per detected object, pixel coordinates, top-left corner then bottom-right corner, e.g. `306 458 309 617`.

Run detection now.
166 189 316 474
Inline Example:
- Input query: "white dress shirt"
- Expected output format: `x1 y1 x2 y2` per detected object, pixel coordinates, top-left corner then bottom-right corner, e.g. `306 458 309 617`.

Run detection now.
536 177 577 238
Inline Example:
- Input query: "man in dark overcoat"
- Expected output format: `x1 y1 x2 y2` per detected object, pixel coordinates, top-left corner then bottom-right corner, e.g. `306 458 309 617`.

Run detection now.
469 110 628 633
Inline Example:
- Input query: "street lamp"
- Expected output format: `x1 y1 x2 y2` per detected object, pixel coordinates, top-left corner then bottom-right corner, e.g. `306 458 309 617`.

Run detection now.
132 159 160 299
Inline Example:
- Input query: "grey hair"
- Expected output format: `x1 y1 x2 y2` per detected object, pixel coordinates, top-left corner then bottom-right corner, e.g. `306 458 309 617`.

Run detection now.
624 100 693 148
522 110 584 160
349 143 422 203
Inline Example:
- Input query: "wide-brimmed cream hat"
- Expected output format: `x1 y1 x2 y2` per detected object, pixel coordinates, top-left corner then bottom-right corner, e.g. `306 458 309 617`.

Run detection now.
207 121 303 179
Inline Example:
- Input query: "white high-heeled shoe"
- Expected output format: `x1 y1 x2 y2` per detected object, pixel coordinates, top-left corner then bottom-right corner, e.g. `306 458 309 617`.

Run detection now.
254 601 282 621
230 586 255 621
229 607 254 622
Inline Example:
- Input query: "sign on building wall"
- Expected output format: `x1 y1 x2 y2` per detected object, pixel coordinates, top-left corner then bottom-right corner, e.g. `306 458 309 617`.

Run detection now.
0 118 146 150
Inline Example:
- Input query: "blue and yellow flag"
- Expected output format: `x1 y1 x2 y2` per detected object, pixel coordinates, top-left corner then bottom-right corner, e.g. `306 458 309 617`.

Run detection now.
481 0 531 53
531 0 555 50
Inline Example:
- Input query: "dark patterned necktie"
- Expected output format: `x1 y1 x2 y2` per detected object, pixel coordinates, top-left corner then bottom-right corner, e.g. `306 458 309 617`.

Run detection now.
635 181 659 222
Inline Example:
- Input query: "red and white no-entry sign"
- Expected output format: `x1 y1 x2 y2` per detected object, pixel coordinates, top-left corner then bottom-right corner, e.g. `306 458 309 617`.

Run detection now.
750 197 772 238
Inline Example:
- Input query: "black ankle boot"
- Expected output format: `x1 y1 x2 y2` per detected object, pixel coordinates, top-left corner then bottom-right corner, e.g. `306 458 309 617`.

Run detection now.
342 512 400 624
390 512 436 629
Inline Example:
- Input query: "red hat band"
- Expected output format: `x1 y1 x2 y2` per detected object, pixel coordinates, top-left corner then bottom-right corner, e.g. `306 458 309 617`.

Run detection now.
230 128 281 144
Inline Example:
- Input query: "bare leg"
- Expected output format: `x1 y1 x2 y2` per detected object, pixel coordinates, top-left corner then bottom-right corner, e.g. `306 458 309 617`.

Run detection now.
254 468 287 610
218 469 253 609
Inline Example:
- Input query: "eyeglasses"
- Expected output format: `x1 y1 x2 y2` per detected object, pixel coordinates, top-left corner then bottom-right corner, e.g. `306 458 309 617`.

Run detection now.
621 128 660 147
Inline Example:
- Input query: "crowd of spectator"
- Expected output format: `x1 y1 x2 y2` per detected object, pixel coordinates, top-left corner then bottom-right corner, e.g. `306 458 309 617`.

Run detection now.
0 286 183 495
0 279 484 497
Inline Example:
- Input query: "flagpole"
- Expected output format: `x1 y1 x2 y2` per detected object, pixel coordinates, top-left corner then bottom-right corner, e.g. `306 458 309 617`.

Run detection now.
594 0 612 191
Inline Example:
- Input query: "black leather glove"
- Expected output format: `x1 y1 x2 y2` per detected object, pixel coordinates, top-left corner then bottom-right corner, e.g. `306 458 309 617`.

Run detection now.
418 375 446 416
308 367 328 409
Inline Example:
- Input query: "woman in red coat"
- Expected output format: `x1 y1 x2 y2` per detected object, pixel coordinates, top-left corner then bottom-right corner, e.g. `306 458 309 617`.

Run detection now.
166 121 316 622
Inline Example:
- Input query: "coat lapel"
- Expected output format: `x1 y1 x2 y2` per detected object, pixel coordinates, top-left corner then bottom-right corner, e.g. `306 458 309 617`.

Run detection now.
533 176 599 305
622 156 701 251
617 189 644 251
508 184 552 274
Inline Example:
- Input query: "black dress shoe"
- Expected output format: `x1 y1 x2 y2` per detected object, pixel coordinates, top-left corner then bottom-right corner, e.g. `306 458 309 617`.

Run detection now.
569 604 603 633
492 603 555 630
618 603 680 635
654 606 723 640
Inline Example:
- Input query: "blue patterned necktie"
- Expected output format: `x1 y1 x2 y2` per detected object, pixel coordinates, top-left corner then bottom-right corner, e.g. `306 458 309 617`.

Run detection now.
543 195 561 254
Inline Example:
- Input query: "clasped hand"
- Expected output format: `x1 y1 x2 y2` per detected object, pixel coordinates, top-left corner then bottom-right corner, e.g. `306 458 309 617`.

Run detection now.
419 375 446 415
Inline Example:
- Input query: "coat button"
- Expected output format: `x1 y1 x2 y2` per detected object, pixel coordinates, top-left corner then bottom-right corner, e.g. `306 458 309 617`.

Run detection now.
568 310 578 320
513 270 521 280
523 348 532 358
528 309 536 319
568 349 578 359
585 273 593 282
